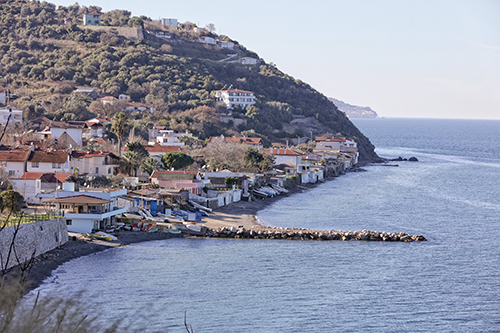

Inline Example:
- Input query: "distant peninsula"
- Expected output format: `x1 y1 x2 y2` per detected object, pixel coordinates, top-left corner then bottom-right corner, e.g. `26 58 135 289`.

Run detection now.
329 98 378 118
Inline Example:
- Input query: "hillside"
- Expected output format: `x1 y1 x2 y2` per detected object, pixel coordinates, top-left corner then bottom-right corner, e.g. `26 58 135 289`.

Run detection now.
0 0 378 161
329 98 378 118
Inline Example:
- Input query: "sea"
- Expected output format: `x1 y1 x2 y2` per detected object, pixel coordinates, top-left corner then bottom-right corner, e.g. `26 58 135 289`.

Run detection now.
31 118 500 332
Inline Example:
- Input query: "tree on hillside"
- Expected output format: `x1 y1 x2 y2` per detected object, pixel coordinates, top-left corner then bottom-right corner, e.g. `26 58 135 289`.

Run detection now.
112 112 129 154
0 185 25 213
199 139 247 171
206 23 216 33
161 152 194 170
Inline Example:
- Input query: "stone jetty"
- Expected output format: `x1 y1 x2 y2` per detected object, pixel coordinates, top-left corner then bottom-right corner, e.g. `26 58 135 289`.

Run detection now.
202 226 426 242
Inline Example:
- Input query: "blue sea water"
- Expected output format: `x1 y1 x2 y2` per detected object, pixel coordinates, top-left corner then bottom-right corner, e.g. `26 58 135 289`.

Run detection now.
32 118 500 332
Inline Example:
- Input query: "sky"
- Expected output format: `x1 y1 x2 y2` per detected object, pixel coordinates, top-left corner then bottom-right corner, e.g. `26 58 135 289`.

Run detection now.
53 0 500 119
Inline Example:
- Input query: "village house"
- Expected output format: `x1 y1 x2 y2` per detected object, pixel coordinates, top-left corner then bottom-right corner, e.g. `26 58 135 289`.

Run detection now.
0 106 23 126
72 88 100 99
47 194 126 233
49 121 87 147
159 18 178 27
83 11 101 26
10 172 71 204
151 170 205 195
148 126 185 146
213 88 256 110
315 136 346 151
265 148 308 173
27 150 70 173
100 96 118 105
0 148 32 178
70 150 120 177
31 117 52 130
199 36 217 45
124 102 155 114
219 41 234 50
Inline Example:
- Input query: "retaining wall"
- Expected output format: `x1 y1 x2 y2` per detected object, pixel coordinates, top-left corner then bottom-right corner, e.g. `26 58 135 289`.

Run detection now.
0 219 68 271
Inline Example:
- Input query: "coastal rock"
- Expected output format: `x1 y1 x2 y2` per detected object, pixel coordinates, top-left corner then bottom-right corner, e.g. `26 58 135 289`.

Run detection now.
409 157 418 162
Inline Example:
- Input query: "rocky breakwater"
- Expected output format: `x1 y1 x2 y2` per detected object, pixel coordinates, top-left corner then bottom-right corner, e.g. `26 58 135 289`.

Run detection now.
203 226 426 242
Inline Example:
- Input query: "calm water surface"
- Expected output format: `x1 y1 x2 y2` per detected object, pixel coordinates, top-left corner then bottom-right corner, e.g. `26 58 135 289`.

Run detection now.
33 118 500 332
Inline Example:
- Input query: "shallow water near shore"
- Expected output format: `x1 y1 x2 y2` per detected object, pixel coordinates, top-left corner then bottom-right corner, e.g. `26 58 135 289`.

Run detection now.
32 118 500 332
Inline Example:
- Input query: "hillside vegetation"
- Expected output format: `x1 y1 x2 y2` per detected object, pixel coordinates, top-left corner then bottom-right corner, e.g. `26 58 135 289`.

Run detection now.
0 0 377 160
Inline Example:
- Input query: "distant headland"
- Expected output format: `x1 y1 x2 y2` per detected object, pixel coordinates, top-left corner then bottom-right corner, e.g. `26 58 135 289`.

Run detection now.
329 98 378 118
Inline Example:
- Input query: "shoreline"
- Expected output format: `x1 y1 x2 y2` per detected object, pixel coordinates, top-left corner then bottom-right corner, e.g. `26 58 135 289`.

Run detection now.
16 180 326 296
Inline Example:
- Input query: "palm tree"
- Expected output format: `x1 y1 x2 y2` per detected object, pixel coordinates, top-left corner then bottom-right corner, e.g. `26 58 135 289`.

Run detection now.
141 157 163 176
120 151 141 176
112 112 129 155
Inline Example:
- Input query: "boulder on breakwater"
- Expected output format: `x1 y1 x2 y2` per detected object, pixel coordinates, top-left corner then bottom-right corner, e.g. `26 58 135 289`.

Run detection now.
201 226 426 242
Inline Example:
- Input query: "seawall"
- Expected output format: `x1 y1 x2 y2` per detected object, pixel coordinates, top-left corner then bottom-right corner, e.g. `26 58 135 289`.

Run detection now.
0 219 68 271
203 226 426 242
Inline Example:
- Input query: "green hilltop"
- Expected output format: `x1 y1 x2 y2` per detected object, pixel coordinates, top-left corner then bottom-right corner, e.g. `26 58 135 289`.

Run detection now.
0 0 377 160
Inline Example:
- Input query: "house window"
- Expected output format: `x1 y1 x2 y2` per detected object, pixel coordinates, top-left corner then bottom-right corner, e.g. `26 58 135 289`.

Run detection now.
95 167 99 174
108 168 112 174
52 162 61 169
32 162 39 168
8 170 15 176
66 220 72 226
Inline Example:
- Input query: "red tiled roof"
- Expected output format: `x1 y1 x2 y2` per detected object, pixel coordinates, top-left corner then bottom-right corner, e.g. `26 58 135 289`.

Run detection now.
100 96 117 101
18 172 71 182
29 151 68 163
86 11 101 15
265 149 302 156
315 136 346 142
143 145 183 153
0 150 30 162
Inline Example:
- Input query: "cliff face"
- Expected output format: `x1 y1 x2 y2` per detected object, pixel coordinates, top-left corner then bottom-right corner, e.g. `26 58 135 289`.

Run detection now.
329 98 378 118
0 0 378 161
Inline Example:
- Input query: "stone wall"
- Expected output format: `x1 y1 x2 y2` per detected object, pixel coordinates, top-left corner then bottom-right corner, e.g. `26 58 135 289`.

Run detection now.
82 25 144 40
0 219 68 271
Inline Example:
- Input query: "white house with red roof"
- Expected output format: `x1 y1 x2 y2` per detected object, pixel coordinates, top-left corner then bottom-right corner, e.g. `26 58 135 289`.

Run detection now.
0 147 33 178
10 172 71 204
213 88 256 109
70 150 120 177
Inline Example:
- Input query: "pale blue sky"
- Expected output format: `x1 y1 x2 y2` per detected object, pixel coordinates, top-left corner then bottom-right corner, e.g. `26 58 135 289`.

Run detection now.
54 0 500 119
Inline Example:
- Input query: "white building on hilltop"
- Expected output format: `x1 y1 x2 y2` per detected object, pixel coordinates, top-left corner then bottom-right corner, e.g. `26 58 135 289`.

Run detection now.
213 89 256 110
159 18 177 28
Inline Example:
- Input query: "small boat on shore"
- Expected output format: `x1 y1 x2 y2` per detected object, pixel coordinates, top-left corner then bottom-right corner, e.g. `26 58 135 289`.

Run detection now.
167 228 182 235
186 224 202 233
